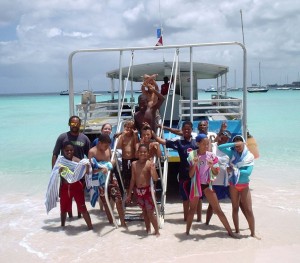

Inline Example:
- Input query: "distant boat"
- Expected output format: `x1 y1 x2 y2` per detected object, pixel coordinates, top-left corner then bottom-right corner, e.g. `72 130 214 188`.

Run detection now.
276 87 290 90
247 86 269 93
205 87 217 93
247 62 268 93
60 90 69 95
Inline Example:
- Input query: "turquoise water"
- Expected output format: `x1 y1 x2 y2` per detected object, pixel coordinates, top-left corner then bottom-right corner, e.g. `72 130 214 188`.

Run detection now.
0 90 300 194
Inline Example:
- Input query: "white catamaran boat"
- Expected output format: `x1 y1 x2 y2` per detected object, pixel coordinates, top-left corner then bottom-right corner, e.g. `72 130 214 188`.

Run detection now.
67 42 248 228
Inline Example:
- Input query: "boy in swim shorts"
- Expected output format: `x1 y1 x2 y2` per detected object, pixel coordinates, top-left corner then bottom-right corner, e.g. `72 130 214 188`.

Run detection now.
126 144 160 236
59 141 93 230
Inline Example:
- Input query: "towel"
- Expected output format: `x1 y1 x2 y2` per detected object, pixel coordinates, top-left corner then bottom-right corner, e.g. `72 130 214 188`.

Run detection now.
187 150 202 200
45 156 91 214
187 150 219 200
228 146 254 185
86 158 113 207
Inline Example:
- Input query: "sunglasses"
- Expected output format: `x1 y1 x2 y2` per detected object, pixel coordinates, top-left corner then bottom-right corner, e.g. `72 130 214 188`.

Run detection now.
70 122 80 127
221 131 231 138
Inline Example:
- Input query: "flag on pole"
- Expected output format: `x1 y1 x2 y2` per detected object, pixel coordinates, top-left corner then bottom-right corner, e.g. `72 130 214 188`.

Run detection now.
155 36 163 46
157 28 161 38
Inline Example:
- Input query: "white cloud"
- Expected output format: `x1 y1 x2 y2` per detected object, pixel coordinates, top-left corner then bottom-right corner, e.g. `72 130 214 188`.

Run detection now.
47 27 62 38
0 0 300 93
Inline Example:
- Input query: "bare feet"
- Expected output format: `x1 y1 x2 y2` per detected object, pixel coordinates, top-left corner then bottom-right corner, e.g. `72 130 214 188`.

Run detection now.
121 222 128 229
228 232 239 238
251 234 261 240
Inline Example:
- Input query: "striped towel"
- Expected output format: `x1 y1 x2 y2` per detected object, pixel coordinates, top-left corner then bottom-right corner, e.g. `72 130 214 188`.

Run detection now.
187 150 202 201
45 156 91 214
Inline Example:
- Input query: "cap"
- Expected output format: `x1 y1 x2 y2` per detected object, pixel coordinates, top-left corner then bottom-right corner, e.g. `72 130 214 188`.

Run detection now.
196 133 207 142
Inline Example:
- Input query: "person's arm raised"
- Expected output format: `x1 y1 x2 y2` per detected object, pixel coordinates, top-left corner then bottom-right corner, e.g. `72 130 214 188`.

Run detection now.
148 84 165 110
157 124 182 136
151 130 166 145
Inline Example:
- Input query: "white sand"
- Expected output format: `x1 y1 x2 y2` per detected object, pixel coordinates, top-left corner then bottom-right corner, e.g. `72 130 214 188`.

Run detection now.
1 165 300 263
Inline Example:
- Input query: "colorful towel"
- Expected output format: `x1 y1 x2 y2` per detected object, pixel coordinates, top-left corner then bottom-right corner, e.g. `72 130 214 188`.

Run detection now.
86 158 113 207
187 150 202 201
45 156 91 214
187 150 219 200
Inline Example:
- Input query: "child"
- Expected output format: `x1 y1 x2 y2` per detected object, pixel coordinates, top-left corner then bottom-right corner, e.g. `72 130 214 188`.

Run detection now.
186 134 235 237
152 121 198 222
88 133 127 227
116 119 139 195
46 141 93 230
141 74 159 107
218 135 259 238
134 81 165 133
135 124 162 160
126 144 160 236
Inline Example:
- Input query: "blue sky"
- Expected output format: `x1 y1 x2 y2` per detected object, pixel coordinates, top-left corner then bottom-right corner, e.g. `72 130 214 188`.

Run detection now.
0 0 300 94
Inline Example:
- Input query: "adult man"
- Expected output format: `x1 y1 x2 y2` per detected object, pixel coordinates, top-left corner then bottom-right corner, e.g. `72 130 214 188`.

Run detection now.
52 115 91 218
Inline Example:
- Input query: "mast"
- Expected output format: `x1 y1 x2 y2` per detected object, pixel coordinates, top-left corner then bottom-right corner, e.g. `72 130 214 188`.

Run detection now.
158 0 164 62
240 10 245 45
259 62 261 87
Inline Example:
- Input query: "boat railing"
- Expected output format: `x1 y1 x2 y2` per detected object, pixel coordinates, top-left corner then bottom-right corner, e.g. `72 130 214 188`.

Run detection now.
76 100 135 132
178 97 242 120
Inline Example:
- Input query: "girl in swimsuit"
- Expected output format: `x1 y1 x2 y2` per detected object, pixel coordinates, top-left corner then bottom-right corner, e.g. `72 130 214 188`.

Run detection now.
186 134 235 237
218 135 260 239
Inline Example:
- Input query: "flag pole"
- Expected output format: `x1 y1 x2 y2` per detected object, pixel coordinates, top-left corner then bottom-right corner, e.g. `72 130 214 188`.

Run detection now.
158 0 165 62
240 9 245 45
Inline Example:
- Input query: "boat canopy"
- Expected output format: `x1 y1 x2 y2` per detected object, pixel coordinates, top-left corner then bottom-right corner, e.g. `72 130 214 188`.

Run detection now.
106 61 229 82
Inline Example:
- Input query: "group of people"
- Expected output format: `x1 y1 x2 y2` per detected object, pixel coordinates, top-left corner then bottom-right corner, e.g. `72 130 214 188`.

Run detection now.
45 73 259 239
46 74 167 236
155 120 258 238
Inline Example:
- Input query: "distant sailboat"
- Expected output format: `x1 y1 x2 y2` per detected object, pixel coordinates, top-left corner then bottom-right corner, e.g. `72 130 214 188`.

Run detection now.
247 62 269 93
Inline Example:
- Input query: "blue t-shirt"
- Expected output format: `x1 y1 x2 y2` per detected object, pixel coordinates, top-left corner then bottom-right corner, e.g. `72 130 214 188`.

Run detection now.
166 138 198 181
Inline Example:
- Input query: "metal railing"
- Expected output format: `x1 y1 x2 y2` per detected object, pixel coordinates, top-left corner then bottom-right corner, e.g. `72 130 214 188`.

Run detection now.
178 97 243 120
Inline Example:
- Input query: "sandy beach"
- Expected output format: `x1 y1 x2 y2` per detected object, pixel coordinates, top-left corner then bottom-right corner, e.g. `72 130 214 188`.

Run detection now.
1 164 300 263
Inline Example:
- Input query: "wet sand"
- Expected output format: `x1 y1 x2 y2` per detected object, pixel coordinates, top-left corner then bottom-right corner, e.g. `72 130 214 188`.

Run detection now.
1 165 300 263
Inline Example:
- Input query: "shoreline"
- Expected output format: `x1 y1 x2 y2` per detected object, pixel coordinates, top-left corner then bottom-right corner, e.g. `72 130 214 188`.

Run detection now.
1 165 300 263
